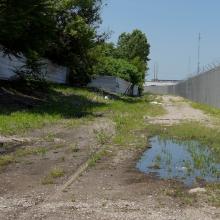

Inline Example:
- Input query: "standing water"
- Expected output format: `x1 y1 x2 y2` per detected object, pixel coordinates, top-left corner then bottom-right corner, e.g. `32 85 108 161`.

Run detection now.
137 136 220 186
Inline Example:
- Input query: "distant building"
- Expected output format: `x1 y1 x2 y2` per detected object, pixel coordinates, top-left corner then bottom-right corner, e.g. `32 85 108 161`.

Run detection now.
145 80 180 87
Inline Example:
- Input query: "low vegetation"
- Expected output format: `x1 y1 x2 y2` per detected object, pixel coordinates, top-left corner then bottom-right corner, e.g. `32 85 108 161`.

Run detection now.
145 121 220 206
41 167 65 185
0 83 165 137
0 146 48 169
147 122 220 159
190 101 220 117
88 149 109 167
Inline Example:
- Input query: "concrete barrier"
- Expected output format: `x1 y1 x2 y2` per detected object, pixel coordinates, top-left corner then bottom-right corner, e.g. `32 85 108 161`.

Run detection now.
87 75 139 96
0 52 69 84
144 67 220 108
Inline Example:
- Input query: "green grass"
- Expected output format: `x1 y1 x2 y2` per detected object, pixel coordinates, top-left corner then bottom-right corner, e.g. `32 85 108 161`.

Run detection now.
0 85 109 135
147 122 220 152
70 144 80 153
94 129 112 145
15 146 48 157
0 83 166 171
0 84 165 140
88 149 109 167
110 96 166 147
0 146 48 169
206 183 220 206
41 167 65 185
190 101 220 117
0 155 14 167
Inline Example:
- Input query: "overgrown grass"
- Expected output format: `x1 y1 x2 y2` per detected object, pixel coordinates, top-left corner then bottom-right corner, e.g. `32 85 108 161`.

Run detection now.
146 122 220 161
190 101 220 117
0 84 166 139
0 84 109 135
110 96 166 147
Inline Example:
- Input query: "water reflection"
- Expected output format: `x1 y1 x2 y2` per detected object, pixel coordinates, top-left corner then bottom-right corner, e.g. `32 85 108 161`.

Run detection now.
137 136 220 186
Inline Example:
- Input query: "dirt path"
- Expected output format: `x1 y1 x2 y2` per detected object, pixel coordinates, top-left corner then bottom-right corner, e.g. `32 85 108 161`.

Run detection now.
1 95 220 219
0 118 115 220
148 95 211 125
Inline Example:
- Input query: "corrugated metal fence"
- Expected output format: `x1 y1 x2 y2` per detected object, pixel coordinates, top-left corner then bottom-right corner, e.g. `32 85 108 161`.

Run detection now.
144 67 220 108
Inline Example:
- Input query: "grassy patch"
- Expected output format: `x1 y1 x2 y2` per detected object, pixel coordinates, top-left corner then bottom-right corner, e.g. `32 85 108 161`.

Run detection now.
190 101 220 117
70 144 80 153
0 84 165 148
144 122 220 206
41 167 65 185
0 84 109 135
15 146 48 157
110 96 166 147
164 187 197 205
206 183 220 206
146 122 220 159
88 149 109 167
94 129 112 145
0 155 14 168
0 146 48 169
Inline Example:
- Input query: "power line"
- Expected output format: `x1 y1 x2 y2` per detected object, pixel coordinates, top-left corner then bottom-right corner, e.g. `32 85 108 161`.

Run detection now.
197 33 201 74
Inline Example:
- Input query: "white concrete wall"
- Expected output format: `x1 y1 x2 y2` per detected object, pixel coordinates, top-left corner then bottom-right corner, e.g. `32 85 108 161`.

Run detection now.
0 52 68 84
87 76 118 93
0 53 24 80
87 75 136 95
115 77 132 94
43 59 68 84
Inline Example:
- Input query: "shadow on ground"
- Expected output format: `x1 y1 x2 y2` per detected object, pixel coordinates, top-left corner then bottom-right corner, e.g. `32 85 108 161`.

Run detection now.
0 81 107 119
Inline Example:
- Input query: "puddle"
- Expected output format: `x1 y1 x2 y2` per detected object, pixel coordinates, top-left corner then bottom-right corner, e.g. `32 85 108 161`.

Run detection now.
137 136 220 186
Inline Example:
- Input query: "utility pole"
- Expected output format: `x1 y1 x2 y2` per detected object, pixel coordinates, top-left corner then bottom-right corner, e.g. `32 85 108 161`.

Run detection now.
156 63 159 81
153 63 156 81
197 33 201 74
188 56 191 74
153 62 159 81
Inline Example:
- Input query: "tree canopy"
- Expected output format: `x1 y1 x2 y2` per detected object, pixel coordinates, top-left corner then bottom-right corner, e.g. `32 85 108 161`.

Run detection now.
0 0 55 56
116 30 150 63
0 1 150 91
92 30 150 91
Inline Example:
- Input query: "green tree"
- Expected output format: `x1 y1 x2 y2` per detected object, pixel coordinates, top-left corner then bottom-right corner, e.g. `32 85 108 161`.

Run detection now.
46 0 103 84
0 0 55 56
93 56 139 84
116 29 150 63
0 0 56 81
115 29 150 92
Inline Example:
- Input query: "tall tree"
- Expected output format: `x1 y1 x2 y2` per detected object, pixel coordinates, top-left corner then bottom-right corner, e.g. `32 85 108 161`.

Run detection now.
115 30 150 91
0 0 55 56
46 0 103 84
116 29 150 63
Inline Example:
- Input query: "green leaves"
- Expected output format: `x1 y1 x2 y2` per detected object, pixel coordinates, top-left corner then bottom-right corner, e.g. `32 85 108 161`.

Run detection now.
117 29 150 64
91 29 150 91
93 56 139 83
0 0 56 56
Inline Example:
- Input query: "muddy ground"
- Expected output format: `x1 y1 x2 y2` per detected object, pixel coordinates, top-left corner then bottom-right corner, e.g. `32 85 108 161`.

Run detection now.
1 95 220 220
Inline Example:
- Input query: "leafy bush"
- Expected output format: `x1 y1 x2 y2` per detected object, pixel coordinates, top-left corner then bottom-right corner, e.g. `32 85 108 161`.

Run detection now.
93 56 139 84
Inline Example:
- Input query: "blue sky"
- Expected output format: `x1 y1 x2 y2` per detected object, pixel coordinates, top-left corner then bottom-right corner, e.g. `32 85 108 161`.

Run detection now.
100 0 220 80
